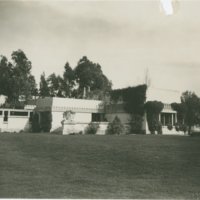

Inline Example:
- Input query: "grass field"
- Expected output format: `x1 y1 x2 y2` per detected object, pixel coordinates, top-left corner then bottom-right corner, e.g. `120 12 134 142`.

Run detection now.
0 133 200 199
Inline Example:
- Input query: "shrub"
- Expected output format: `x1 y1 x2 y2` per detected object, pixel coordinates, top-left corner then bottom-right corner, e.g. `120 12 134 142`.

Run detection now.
32 112 40 133
167 124 173 130
156 121 163 134
175 123 180 131
145 101 164 134
40 111 52 132
106 116 124 135
129 114 144 134
85 123 99 135
179 124 188 133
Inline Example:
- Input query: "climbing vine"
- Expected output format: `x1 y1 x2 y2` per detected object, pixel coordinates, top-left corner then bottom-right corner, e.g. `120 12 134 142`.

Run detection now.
109 84 147 134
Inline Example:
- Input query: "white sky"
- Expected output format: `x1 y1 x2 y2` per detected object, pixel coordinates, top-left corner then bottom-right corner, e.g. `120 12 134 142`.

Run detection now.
0 0 200 95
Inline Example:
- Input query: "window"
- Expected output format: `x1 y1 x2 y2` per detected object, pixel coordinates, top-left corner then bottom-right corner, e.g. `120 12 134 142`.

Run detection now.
161 113 165 125
29 112 33 122
4 111 8 122
0 111 2 115
92 113 107 122
161 113 173 126
165 113 172 125
10 111 28 116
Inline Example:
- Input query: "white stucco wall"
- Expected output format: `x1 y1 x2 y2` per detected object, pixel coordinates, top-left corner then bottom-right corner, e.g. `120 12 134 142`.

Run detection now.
51 111 92 132
0 112 31 133
36 97 104 113
105 113 131 124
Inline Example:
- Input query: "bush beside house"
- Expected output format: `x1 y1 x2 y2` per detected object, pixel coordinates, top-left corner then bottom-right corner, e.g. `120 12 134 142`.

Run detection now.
106 116 124 135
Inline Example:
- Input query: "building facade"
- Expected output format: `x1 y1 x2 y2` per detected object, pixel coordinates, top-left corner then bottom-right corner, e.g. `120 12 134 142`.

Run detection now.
0 86 187 135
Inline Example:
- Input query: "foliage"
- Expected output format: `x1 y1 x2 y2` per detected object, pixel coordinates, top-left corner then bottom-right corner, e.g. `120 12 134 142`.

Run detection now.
74 56 112 99
172 91 200 134
106 116 124 135
84 122 99 135
40 111 52 132
0 50 36 105
39 73 50 97
179 124 188 133
37 57 111 100
167 124 173 130
108 85 147 134
0 56 13 98
156 121 163 134
110 85 147 115
62 62 75 97
47 73 63 97
145 101 164 134
32 112 40 133
129 114 145 134
171 102 186 123
11 50 36 101
180 91 200 134
174 123 180 131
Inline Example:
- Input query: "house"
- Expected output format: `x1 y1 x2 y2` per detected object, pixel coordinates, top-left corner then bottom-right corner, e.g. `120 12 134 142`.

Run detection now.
35 97 105 134
0 86 186 135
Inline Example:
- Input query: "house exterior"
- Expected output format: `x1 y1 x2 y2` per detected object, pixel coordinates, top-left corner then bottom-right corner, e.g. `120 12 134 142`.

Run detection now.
0 86 187 135
35 97 105 134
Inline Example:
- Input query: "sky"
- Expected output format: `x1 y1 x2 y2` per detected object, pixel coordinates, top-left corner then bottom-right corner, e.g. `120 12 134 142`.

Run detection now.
0 0 200 95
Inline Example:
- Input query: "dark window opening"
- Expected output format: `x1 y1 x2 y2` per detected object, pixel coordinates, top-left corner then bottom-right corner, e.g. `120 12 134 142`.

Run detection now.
173 113 176 125
161 113 173 126
161 113 165 125
0 111 2 115
10 111 28 116
92 113 107 122
29 112 33 122
4 111 8 122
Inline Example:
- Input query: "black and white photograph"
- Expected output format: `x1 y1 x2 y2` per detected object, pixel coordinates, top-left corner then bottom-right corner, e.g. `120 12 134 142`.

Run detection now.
0 0 200 199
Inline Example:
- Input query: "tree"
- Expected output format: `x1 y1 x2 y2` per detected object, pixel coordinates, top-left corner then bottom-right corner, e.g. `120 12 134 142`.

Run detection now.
62 62 75 97
39 73 50 97
74 56 112 99
11 49 36 101
171 102 186 124
0 50 37 106
47 73 63 97
180 91 200 134
0 55 13 98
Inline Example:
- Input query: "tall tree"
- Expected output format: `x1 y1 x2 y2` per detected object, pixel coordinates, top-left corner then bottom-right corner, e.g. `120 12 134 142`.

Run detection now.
74 56 112 99
39 73 50 97
11 49 36 101
47 73 63 97
62 62 75 97
180 91 200 134
0 55 13 98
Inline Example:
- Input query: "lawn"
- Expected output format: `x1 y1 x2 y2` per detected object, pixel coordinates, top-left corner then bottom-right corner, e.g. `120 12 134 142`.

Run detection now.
0 133 200 199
